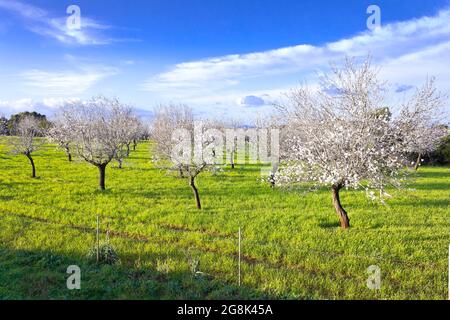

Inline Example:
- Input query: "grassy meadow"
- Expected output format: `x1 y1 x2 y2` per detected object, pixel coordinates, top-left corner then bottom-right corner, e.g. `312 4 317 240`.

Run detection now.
0 137 449 300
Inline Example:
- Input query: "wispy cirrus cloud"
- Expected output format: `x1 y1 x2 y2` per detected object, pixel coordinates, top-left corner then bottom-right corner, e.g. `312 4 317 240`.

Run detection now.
141 6 450 116
0 97 81 117
20 66 118 95
0 0 136 45
141 44 320 94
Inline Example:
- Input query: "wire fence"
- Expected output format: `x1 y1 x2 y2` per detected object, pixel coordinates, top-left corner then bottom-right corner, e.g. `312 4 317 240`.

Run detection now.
1 210 449 298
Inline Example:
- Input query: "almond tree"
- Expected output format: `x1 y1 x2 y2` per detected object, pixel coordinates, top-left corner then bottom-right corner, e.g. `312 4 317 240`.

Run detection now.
150 104 221 209
410 124 447 171
131 119 146 151
223 119 242 169
112 107 143 168
58 96 135 190
48 116 73 162
400 78 448 170
276 58 446 229
10 116 43 178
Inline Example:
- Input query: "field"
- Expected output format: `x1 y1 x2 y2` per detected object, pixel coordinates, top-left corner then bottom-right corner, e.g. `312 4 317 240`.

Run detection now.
0 137 449 300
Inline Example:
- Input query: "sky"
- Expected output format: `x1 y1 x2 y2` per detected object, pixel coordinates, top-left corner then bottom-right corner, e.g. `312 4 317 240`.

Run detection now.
0 0 449 122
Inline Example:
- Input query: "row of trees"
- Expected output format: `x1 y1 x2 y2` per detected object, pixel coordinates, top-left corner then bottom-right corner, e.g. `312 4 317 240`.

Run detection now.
4 57 448 229
0 112 50 136
8 97 145 186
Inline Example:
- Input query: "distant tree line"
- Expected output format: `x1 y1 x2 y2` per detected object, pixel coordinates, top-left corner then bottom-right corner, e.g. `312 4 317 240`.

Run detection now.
0 112 50 136
421 126 450 165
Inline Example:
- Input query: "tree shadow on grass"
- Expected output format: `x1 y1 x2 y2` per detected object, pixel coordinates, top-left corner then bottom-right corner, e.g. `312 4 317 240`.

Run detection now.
317 220 340 229
0 247 274 300
411 183 450 191
394 198 450 208
414 168 450 180
0 181 33 188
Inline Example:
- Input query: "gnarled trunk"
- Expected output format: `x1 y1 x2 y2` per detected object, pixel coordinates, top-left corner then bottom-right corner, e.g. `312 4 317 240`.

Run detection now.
269 163 279 188
25 153 36 178
65 146 72 162
179 166 184 178
98 163 107 190
189 176 201 209
332 184 350 229
230 151 235 169
413 153 422 171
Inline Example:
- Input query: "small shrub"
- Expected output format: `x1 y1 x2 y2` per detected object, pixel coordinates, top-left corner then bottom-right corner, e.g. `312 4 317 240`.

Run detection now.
156 258 173 274
87 242 119 265
185 247 202 276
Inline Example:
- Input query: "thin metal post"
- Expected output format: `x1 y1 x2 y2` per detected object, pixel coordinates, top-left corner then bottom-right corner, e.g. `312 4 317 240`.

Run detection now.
238 227 241 286
96 215 100 264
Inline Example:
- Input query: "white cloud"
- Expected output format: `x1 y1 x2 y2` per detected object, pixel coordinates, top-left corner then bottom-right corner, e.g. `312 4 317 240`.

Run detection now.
20 66 118 95
141 44 320 93
0 0 46 19
141 6 450 118
0 0 135 45
0 97 80 116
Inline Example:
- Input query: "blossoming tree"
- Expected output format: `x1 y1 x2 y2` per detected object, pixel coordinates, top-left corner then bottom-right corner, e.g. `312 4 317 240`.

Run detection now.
56 96 139 190
150 104 222 209
10 116 44 178
275 58 446 229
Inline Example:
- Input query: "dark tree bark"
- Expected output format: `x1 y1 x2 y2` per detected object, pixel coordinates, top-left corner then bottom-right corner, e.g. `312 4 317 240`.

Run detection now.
179 166 184 178
25 153 36 178
189 176 201 209
332 184 350 229
230 151 235 169
269 173 275 188
98 163 107 190
126 143 131 157
413 153 422 171
269 163 279 188
65 146 72 162
133 140 137 151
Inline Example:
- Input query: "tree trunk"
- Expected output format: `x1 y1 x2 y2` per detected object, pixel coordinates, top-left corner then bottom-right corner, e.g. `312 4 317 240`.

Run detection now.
413 153 422 171
133 140 137 151
179 166 184 178
25 153 36 178
189 176 201 209
126 144 130 157
269 173 275 188
269 163 279 188
98 164 107 190
65 147 72 162
332 184 350 229
118 158 123 169
230 151 235 169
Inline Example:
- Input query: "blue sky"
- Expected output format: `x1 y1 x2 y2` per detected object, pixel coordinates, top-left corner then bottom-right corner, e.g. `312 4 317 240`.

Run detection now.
0 0 449 121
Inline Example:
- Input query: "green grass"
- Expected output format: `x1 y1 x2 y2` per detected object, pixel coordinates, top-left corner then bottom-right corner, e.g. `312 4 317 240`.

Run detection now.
0 137 449 300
